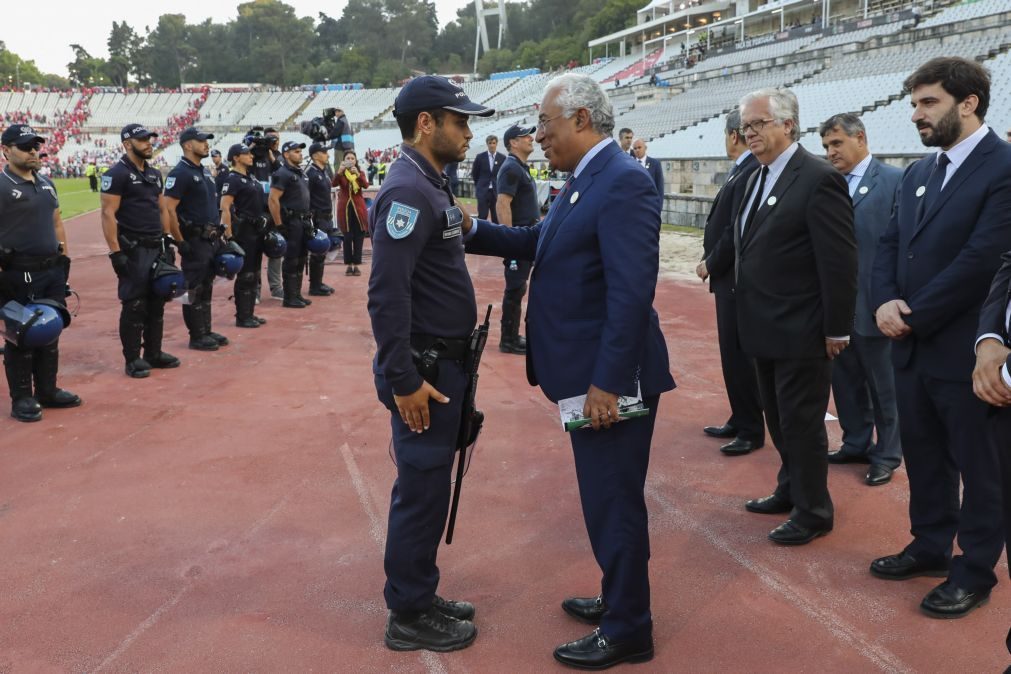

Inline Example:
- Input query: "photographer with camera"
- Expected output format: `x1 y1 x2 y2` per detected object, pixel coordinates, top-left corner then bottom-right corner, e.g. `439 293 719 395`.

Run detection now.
299 107 354 163
220 143 269 328
334 149 370 277
268 141 314 309
247 127 283 300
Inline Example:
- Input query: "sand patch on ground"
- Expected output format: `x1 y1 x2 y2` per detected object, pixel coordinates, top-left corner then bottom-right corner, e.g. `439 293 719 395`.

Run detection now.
660 230 705 281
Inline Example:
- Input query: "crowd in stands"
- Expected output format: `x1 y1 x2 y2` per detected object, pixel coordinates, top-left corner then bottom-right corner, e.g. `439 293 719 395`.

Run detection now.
153 87 210 147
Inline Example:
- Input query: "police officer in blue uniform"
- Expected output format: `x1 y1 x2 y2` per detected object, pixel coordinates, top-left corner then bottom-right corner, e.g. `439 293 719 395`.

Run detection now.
211 148 228 198
101 123 181 377
367 76 493 653
0 124 81 421
306 142 335 296
268 141 314 309
495 124 539 355
164 127 229 351
220 143 268 329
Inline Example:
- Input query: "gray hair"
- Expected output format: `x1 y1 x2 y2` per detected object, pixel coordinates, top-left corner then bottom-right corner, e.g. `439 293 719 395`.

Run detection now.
739 88 801 141
818 113 867 140
725 109 742 135
545 73 615 136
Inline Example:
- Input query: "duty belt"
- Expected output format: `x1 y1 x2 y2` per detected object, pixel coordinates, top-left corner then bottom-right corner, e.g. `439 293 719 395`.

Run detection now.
182 223 222 240
126 235 164 249
410 334 469 362
281 208 311 223
0 254 60 272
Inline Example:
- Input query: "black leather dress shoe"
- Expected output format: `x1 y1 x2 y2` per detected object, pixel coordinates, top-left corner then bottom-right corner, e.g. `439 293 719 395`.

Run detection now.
553 629 653 670
720 438 763 456
768 520 831 545
37 388 82 408
562 595 607 624
703 423 737 438
870 551 949 580
865 464 893 486
384 606 476 652
745 494 792 514
920 581 990 619
827 449 871 464
432 594 474 621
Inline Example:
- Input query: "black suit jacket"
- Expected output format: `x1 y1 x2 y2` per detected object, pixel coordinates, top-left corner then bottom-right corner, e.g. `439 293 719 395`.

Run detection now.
703 152 759 295
472 151 506 194
734 146 857 359
978 250 1011 344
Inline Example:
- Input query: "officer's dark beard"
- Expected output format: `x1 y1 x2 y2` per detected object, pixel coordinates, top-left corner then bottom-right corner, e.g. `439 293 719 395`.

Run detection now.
127 142 152 161
918 103 962 148
430 126 465 166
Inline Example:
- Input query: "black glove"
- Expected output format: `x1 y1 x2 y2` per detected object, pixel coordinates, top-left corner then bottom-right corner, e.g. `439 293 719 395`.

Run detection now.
58 254 71 282
109 251 129 278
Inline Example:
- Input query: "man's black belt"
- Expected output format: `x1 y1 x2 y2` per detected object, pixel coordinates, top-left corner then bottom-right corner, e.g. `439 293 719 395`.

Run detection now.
1 254 60 271
312 210 332 221
181 223 221 240
282 208 311 221
410 334 469 362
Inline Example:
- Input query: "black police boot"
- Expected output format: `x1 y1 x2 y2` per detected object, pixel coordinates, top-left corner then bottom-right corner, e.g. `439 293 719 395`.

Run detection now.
511 302 527 350
184 300 218 351
295 257 312 305
125 358 152 378
282 272 307 308
5 345 41 422
384 606 477 652
142 300 180 369
235 272 260 328
120 298 146 369
308 255 334 296
200 284 228 346
33 343 82 409
499 297 526 355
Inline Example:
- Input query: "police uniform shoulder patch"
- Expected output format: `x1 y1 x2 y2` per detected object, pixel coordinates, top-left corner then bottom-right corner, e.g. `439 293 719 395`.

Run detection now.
387 201 420 240
165 177 176 190
100 175 113 191
221 182 230 194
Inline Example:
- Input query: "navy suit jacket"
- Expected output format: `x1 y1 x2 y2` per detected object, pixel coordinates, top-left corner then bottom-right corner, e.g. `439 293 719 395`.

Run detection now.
702 152 760 295
471 151 505 194
638 156 664 208
872 128 1011 381
851 157 902 337
467 141 675 402
977 250 1011 344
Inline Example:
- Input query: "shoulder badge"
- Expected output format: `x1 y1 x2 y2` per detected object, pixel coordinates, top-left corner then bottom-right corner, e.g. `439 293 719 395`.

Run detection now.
100 175 113 191
387 201 420 240
165 177 176 190
221 183 230 194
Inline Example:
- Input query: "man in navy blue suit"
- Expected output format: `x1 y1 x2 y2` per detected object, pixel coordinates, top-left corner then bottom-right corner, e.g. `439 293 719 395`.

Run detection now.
631 138 664 210
462 73 674 670
470 135 505 222
871 57 1011 619
819 114 903 486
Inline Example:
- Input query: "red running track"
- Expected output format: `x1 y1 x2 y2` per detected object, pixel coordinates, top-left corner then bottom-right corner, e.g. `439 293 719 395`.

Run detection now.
0 209 1007 672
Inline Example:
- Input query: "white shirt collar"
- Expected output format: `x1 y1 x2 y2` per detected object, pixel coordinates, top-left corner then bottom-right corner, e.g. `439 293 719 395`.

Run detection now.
848 153 873 179
763 142 799 178
573 137 615 178
940 123 989 170
734 150 752 167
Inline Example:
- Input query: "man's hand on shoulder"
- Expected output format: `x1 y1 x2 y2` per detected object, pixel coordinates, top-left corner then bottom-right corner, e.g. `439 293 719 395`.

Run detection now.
461 208 473 235
875 299 912 339
394 380 450 433
973 338 1011 407
583 384 620 431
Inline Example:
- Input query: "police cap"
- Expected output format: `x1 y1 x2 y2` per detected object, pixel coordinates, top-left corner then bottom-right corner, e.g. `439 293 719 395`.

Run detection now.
227 143 251 161
121 123 158 141
179 127 214 145
308 142 329 156
503 124 536 146
210 148 222 157
393 76 495 118
1 124 45 146
281 141 306 153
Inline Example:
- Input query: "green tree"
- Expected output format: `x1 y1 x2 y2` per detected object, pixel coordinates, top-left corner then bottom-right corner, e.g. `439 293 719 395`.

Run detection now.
105 21 141 87
67 45 109 87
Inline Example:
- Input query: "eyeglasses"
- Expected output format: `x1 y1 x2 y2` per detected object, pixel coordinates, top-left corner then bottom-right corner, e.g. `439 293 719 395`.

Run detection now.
536 113 565 131
740 119 777 135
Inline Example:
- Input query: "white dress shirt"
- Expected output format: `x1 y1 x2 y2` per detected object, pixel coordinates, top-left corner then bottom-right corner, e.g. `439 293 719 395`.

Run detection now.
937 123 989 189
739 142 800 235
846 153 873 198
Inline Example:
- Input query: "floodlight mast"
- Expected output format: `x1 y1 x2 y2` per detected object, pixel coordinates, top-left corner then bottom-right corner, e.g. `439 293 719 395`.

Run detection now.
473 0 509 74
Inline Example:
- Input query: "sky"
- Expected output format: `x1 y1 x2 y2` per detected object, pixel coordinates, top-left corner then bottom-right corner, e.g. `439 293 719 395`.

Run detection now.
4 0 476 78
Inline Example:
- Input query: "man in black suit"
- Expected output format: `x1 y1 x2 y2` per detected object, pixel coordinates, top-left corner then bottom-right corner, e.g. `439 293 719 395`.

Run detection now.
471 135 505 222
734 88 857 545
630 138 665 211
696 109 764 456
819 114 904 487
872 57 1011 619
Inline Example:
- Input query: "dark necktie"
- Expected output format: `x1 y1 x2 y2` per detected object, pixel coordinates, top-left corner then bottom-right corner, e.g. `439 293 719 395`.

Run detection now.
742 166 768 234
918 152 950 221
